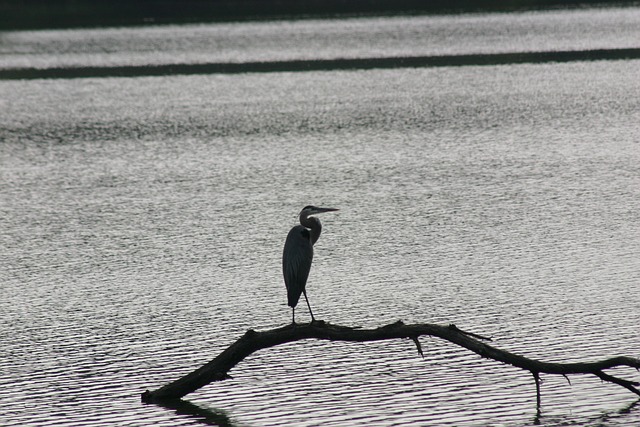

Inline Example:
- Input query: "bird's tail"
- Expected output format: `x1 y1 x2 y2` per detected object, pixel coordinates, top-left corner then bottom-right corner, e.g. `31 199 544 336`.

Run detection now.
287 287 302 308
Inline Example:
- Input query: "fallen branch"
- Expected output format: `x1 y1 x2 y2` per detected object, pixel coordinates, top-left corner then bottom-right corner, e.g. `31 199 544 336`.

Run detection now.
141 320 640 409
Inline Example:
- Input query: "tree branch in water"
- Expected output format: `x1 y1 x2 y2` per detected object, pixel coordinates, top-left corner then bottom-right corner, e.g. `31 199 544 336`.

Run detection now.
141 320 640 410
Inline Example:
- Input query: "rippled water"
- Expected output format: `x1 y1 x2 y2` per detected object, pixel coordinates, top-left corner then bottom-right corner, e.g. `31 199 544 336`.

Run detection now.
2 7 640 427
2 7 640 69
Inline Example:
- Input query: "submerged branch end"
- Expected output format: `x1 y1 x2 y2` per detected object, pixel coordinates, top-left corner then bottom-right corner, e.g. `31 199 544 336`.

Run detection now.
411 336 424 358
533 371 542 411
595 370 640 397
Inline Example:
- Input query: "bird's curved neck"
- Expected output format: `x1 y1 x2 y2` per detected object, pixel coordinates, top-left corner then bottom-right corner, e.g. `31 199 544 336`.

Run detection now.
300 214 322 245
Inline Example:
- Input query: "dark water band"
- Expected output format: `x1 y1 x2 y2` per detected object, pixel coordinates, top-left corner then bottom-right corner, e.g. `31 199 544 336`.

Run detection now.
2 48 640 80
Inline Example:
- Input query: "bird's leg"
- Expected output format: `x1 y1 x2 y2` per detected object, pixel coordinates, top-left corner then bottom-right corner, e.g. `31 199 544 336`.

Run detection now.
291 307 296 325
302 290 316 323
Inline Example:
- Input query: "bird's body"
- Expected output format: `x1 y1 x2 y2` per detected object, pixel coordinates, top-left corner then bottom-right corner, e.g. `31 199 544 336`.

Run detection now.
283 225 314 309
282 205 338 324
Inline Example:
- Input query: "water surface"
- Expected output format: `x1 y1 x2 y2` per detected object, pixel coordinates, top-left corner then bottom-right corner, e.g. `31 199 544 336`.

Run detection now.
1 7 640 427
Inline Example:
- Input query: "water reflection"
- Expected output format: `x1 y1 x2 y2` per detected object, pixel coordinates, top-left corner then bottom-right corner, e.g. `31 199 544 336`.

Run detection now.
535 399 640 426
148 399 242 427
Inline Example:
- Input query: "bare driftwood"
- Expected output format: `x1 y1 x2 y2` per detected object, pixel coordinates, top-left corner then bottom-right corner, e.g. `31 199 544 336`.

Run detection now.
141 320 640 409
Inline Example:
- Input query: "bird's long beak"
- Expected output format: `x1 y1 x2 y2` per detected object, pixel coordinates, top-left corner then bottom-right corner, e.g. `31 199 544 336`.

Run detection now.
313 207 339 214
298 206 340 218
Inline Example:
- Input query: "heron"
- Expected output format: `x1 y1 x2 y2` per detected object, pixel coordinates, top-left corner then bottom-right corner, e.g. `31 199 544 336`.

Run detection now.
282 205 338 324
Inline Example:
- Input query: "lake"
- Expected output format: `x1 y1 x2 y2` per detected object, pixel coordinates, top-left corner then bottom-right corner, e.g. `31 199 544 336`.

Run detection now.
1 6 639 427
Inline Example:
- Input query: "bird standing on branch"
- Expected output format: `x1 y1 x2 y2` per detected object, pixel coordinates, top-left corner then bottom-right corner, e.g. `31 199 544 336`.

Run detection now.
282 205 338 324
